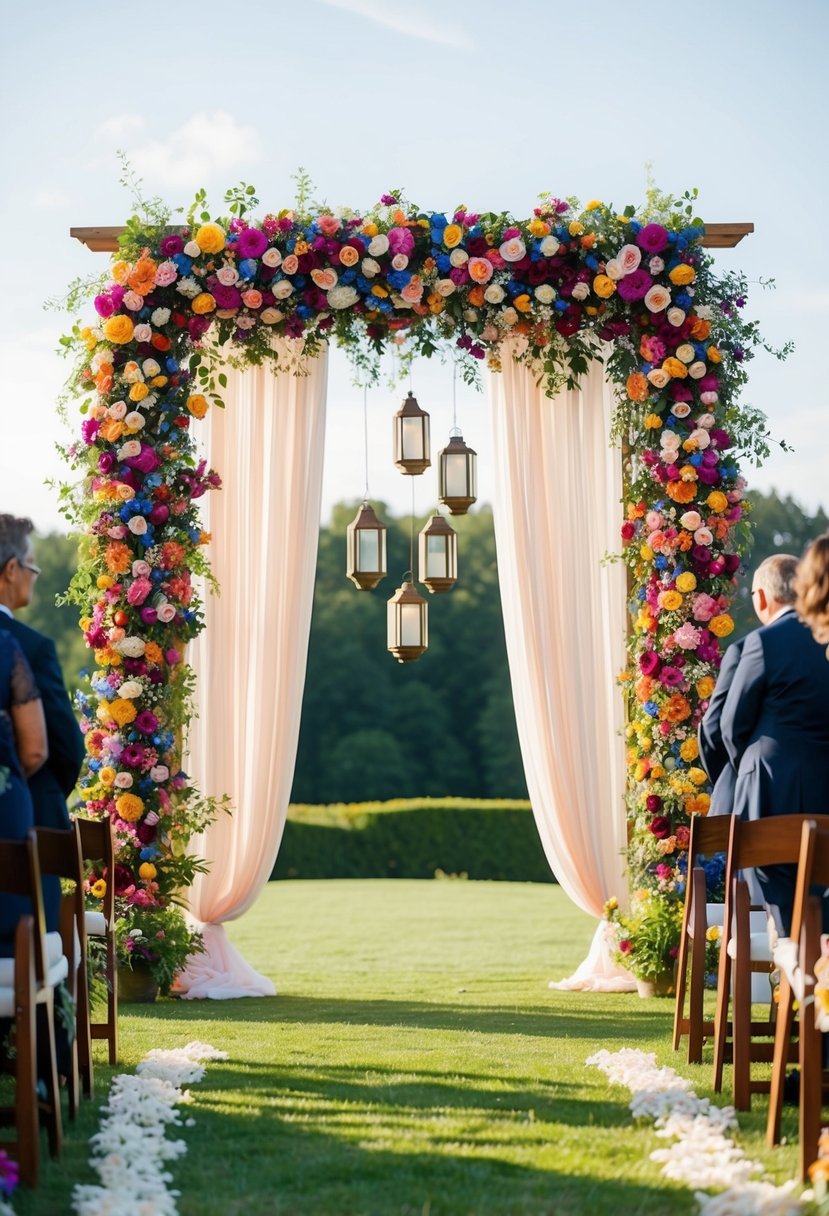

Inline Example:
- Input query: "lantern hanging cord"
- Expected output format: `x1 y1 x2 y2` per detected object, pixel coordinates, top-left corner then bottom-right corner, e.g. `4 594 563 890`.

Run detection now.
410 475 416 579
362 384 370 501
453 363 458 431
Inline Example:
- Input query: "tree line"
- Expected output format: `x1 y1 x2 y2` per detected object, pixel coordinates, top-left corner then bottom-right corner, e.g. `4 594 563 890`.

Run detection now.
23 489 828 802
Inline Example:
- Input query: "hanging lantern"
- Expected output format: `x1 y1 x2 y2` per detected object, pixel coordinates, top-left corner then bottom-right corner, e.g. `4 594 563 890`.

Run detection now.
438 430 477 515
418 513 458 594
346 501 387 590
393 392 431 475
387 577 428 663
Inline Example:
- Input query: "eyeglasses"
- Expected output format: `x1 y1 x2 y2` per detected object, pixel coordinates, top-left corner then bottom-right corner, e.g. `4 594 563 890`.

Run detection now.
20 562 41 576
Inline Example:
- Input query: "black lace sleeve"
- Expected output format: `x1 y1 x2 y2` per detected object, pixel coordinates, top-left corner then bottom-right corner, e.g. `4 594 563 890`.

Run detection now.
10 640 41 707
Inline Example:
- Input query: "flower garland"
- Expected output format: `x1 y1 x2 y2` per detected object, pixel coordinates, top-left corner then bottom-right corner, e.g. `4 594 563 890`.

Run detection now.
61 182 780 971
587 1048 804 1213
72 1040 227 1215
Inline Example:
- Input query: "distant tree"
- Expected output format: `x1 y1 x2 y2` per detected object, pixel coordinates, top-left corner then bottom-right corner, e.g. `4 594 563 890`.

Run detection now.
17 532 88 691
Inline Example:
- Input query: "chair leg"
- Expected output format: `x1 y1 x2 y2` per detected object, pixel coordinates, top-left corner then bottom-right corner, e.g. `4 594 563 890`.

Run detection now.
800 904 824 1181
688 928 707 1064
36 995 63 1160
673 923 690 1052
767 974 795 1147
14 918 39 1189
712 930 732 1093
75 945 93 1099
107 935 118 1065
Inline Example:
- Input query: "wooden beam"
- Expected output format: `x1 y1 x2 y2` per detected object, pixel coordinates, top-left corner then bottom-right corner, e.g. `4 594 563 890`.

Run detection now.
70 221 755 255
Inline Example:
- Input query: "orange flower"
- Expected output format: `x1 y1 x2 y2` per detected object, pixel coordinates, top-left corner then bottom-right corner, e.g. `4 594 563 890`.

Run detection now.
580 233 597 249
666 479 697 504
151 334 172 353
187 394 209 419
143 642 164 665
660 692 692 723
104 541 130 574
662 357 688 379
191 293 216 315
467 285 485 307
685 793 711 815
689 317 711 341
707 490 728 513
669 263 696 286
115 793 144 823
127 254 158 296
709 613 735 638
109 698 137 727
513 294 533 314
626 372 649 403
696 675 715 699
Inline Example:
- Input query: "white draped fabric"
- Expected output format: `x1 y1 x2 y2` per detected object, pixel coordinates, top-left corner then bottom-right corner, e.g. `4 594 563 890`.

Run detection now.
489 351 636 991
175 348 328 999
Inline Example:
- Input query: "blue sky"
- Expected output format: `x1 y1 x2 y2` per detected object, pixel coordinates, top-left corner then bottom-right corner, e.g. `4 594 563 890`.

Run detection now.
1 0 827 532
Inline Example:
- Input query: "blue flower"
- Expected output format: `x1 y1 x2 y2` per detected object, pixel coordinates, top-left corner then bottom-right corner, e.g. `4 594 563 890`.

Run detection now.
238 259 258 280
644 700 659 717
676 292 692 310
172 254 192 276
387 269 412 290
436 254 451 273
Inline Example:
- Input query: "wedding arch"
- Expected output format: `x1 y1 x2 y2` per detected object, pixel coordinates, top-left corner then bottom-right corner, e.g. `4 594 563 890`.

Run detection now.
64 182 769 997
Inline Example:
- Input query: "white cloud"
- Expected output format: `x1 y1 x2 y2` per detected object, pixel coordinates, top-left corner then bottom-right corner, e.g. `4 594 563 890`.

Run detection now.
96 113 145 139
121 111 263 189
314 0 472 48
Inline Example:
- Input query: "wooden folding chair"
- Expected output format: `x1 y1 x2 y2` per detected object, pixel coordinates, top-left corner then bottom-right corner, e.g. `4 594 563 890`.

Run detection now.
0 915 38 1186
75 814 118 1070
713 813 826 1110
35 825 91 1118
673 814 731 1063
767 818 829 1176
0 832 65 1180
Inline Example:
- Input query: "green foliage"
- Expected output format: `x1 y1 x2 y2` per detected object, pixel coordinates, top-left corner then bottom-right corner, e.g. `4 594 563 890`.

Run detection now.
272 798 550 883
115 903 202 996
605 891 683 982
17 531 88 687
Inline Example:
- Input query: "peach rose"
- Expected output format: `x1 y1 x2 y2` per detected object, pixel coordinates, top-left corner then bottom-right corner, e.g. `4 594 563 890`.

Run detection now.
644 285 671 313
281 254 299 275
339 246 359 268
618 244 642 275
311 268 338 291
316 215 341 236
468 257 493 284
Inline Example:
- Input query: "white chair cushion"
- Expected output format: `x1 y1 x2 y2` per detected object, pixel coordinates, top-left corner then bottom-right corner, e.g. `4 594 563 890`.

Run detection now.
727 932 774 964
0 938 69 989
85 910 108 937
46 932 64 969
47 955 69 987
0 960 13 987
687 901 725 938
0 987 14 1018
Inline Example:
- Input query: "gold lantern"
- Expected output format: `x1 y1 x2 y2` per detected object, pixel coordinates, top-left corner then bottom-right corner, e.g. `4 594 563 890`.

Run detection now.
418 513 458 594
393 392 431 475
438 430 477 515
387 577 428 663
346 501 387 590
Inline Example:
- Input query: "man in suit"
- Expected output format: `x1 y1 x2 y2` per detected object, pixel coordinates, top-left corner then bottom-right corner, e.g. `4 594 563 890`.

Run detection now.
0 514 85 930
698 636 746 817
720 553 829 935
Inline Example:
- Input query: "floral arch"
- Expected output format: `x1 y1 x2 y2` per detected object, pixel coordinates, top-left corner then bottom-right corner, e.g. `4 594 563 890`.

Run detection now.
62 181 775 986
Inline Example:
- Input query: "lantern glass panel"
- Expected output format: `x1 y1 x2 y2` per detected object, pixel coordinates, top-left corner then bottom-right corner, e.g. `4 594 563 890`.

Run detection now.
358 529 381 569
425 536 448 577
401 416 425 459
443 454 469 498
400 602 424 646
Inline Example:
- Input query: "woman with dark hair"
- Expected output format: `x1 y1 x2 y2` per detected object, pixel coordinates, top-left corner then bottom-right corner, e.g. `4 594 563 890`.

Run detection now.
795 532 829 649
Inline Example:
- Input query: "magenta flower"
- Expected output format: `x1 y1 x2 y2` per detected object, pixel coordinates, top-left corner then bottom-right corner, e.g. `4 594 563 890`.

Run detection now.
387 227 415 257
659 665 684 688
636 223 669 253
236 227 268 259
617 269 654 301
94 294 116 319
160 235 184 257
121 744 146 768
124 444 162 475
639 650 661 676
135 711 159 735
646 795 662 813
126 577 152 606
211 284 242 310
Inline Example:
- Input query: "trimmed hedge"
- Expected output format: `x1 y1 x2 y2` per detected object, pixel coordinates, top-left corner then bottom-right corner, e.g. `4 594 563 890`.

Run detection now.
271 798 555 883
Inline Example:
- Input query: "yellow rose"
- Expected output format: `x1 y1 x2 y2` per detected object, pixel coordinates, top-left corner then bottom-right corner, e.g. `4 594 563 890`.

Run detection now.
593 274 616 299
709 613 735 638
90 879 107 899
706 491 728 513
643 413 663 430
115 793 144 823
443 224 463 249
688 766 708 786
195 223 226 254
707 345 722 363
96 576 114 591
361 221 378 237
371 284 389 298
103 315 135 345
659 590 683 611
138 862 157 881
685 793 711 814
668 263 696 286
191 292 216 315
187 394 209 419
640 544 654 560
662 357 688 379
679 737 699 763
111 260 130 285
129 382 149 402
705 924 721 943
99 767 116 787
109 698 138 727
696 675 715 699
528 218 549 237
585 200 602 211
568 221 584 236
676 572 697 593
650 764 665 780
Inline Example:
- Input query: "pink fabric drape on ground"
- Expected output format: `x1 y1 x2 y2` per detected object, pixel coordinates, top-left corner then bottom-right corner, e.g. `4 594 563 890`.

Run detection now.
175 349 328 999
489 351 636 992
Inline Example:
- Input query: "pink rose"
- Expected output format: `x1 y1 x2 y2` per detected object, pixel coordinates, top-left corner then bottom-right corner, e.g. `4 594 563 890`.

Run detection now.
150 765 169 783
123 290 143 312
673 623 702 650
157 603 177 624
391 253 409 271
387 227 415 256
154 261 178 287
691 594 718 622
127 577 152 606
617 244 642 275
316 215 341 237
132 560 151 578
400 278 424 303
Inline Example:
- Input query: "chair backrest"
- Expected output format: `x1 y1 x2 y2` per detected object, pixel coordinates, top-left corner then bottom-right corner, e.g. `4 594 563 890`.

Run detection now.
35 826 84 885
74 814 115 923
0 831 48 983
791 819 829 943
726 814 829 876
688 813 731 867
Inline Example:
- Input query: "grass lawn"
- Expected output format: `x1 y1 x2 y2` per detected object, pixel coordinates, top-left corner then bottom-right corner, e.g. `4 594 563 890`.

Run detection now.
16 879 800 1215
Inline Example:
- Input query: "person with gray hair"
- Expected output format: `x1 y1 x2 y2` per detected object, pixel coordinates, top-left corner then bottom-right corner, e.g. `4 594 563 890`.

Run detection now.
0 513 85 932
719 551 829 936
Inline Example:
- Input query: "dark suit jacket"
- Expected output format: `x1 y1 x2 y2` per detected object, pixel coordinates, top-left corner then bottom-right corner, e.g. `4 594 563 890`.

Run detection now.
720 608 829 933
0 614 84 829
698 638 745 817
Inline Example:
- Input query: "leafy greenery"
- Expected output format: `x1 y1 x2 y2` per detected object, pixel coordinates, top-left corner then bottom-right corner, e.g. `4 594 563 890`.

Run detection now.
605 891 684 983
13 880 802 1216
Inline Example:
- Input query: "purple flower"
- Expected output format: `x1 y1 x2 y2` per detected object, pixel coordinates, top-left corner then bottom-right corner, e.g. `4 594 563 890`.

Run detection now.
616 269 654 301
81 419 100 444
98 451 115 474
160 235 184 257
659 665 684 688
388 227 415 256
124 444 162 475
188 316 212 340
636 223 669 254
380 193 398 206
211 284 242 310
121 744 146 768
236 227 268 259
94 294 115 319
134 710 159 735
639 650 661 676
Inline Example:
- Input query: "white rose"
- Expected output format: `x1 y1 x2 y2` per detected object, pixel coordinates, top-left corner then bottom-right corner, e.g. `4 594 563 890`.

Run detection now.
649 257 665 274
675 343 696 363
693 527 714 546
436 279 456 297
122 363 142 383
617 244 642 275
141 359 160 378
133 324 152 343
680 512 702 530
115 636 146 658
183 240 201 257
484 284 505 304
260 308 283 325
534 284 555 305
666 307 686 327
150 765 170 783
660 431 681 450
646 369 670 389
262 248 282 268
571 282 589 301
688 361 707 379
368 234 390 257
128 928 144 939
695 305 714 320
272 280 294 300
128 516 148 535
463 309 478 323
671 403 692 418
109 401 127 421
176 276 201 299
326 285 359 310
605 258 623 281
539 235 560 257
113 771 133 789
117 439 141 459
499 237 526 262
216 265 239 286
361 257 380 278
132 560 150 577
449 248 469 267
125 412 145 431
391 253 409 271
644 285 671 313
501 307 518 327
151 307 171 327
696 413 716 429
117 679 143 699
157 603 177 623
